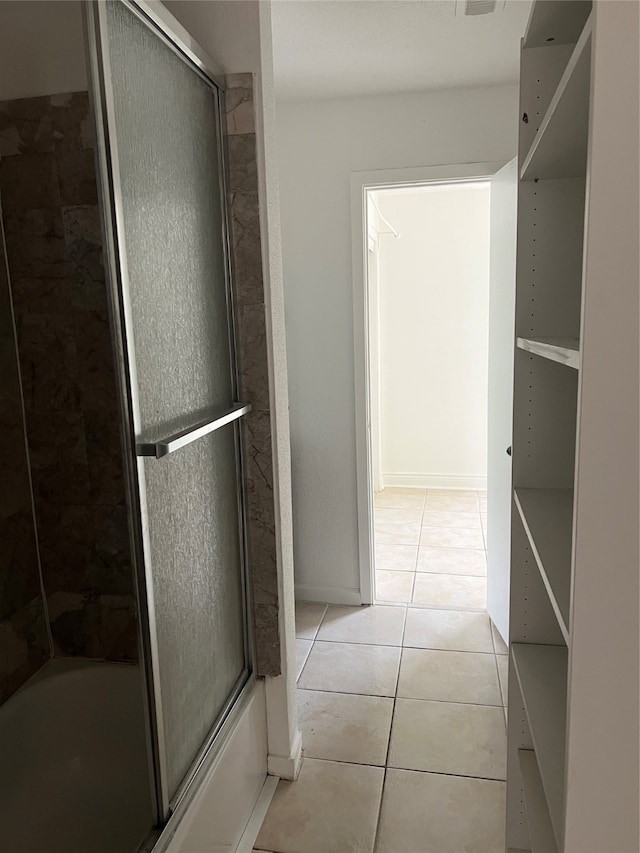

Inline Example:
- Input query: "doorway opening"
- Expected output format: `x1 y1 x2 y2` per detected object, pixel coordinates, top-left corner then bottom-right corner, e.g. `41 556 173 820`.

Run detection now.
351 161 516 648
367 180 490 611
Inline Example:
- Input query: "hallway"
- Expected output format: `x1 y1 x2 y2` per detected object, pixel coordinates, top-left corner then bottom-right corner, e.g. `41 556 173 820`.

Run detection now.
254 488 508 853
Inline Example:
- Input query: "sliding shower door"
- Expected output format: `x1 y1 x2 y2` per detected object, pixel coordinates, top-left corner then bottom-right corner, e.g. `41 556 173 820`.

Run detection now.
86 0 251 820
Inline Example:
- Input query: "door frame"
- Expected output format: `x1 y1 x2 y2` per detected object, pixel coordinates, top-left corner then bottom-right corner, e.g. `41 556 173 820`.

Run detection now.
85 0 254 829
350 162 507 605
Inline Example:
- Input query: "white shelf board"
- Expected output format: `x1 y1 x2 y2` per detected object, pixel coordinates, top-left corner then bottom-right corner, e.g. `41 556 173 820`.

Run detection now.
518 749 558 853
524 0 592 49
521 15 592 181
512 644 568 848
514 488 573 643
517 337 580 370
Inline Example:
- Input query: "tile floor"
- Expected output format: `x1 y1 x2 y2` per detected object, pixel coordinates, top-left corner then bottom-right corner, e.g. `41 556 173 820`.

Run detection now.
255 488 509 853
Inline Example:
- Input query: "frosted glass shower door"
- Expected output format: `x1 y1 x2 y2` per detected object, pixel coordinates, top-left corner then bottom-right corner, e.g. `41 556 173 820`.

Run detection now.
87 0 251 816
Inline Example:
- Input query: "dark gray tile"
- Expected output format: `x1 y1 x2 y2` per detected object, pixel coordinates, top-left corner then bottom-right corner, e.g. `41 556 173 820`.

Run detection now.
0 509 40 622
61 204 108 311
56 148 98 206
16 312 81 411
0 595 49 705
0 152 60 210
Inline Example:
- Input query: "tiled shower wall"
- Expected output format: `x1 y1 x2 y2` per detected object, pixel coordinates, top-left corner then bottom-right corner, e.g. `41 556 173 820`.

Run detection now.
0 92 137 680
225 75 280 677
0 223 50 705
0 79 282 700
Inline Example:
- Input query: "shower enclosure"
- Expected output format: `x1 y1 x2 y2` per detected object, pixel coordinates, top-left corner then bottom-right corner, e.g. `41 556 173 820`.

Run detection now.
0 1 254 849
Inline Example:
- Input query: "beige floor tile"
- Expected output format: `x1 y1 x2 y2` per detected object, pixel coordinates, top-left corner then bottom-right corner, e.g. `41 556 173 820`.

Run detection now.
417 545 486 576
374 490 426 510
422 510 481 529
374 507 424 525
403 607 494 653
426 493 479 512
297 689 393 766
298 640 401 697
388 698 507 780
428 489 477 498
376 769 506 853
255 757 383 853
317 604 406 646
491 621 509 655
295 639 313 681
381 487 428 495
413 573 486 610
375 544 417 572
375 521 421 546
397 648 502 706
497 654 508 706
375 570 414 603
295 602 327 640
420 526 485 550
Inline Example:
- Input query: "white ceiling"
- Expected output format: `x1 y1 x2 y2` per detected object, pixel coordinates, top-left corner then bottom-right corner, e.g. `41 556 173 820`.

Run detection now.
272 0 532 102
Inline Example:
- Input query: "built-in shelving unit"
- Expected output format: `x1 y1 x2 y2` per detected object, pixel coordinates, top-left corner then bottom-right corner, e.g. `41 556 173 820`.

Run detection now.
516 337 580 370
508 2 639 851
506 2 594 850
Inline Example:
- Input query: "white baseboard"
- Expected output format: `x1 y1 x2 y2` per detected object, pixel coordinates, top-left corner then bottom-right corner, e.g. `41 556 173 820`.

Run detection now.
267 727 303 780
294 584 362 606
383 472 487 490
236 774 279 853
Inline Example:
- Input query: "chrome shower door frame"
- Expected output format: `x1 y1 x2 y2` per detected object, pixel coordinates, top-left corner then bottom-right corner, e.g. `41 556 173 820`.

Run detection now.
85 0 255 828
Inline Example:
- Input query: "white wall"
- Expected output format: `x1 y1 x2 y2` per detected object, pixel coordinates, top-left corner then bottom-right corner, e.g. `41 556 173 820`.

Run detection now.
376 184 490 490
277 84 518 600
0 1 87 100
164 0 260 74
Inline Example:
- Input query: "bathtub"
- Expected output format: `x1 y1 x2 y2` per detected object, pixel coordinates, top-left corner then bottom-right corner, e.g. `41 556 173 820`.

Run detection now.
0 658 154 853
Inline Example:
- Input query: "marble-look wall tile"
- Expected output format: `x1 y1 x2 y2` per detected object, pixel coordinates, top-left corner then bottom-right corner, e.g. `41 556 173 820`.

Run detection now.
225 74 255 136
225 75 281 677
50 92 94 152
229 190 263 306
0 91 136 670
0 91 92 158
0 96 54 156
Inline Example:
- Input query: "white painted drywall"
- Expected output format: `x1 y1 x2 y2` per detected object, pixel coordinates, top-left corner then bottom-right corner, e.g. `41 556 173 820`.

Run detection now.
277 85 518 600
374 184 490 490
0 1 87 100
164 0 260 74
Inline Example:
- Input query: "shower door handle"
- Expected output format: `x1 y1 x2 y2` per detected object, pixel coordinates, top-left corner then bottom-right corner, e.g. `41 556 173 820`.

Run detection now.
136 402 252 459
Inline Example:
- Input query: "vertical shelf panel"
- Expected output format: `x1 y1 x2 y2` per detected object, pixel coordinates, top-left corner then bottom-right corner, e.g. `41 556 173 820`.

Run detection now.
513 488 573 643
518 750 558 853
512 644 568 847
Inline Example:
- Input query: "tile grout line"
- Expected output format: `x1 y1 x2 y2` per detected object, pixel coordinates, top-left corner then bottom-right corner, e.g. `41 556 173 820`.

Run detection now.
298 685 505 709
372 599 408 852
